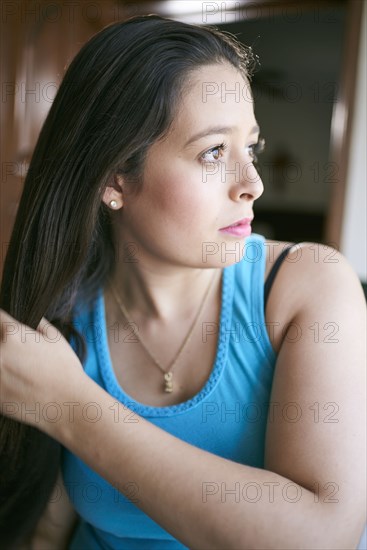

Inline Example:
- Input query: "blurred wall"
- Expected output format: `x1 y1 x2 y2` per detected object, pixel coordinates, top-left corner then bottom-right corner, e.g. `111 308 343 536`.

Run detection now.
340 2 366 281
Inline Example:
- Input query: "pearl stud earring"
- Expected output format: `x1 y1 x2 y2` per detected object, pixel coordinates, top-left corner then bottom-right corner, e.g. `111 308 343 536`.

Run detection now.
109 200 118 209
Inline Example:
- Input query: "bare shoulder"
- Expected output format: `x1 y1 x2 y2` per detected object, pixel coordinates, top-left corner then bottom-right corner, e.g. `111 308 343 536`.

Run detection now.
264 239 365 353
264 238 295 277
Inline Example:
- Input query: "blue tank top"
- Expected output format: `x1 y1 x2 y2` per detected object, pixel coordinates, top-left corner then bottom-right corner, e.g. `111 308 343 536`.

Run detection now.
61 233 277 549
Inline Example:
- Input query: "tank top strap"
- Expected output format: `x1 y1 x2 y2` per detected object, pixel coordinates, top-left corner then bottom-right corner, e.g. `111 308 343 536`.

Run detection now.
264 244 296 310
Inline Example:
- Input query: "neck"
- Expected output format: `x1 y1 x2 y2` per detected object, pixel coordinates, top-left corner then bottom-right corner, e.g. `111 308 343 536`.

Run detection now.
107 259 220 323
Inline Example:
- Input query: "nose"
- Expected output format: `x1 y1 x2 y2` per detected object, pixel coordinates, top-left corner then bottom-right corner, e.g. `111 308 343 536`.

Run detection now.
228 159 264 202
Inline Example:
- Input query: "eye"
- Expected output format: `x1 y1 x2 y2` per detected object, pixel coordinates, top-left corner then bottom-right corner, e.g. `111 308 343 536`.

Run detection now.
246 137 266 163
200 142 228 164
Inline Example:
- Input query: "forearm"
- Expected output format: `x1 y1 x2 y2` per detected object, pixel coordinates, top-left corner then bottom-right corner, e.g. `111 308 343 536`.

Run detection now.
59 379 340 550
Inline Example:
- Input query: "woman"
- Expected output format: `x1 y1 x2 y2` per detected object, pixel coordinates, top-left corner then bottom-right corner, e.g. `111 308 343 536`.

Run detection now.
0 14 366 550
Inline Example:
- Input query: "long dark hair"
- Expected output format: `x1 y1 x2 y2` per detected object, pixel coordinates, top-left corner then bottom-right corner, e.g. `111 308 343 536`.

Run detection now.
0 14 255 545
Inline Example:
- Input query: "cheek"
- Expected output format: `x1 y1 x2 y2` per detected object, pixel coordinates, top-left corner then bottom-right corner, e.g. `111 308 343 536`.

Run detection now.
146 169 211 227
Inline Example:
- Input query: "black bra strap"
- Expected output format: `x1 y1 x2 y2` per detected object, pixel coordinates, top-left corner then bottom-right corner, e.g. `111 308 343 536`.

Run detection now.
264 244 296 310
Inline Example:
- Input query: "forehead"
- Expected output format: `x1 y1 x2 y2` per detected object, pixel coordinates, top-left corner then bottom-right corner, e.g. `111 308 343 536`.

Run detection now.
169 63 256 143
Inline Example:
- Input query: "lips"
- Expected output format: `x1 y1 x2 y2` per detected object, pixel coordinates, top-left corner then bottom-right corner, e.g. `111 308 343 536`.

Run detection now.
220 217 253 230
219 217 253 238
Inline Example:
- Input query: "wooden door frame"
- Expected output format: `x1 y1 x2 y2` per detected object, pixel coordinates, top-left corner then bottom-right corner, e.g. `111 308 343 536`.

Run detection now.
323 0 363 247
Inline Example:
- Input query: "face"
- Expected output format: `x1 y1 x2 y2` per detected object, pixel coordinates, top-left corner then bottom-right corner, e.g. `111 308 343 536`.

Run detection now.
108 63 264 269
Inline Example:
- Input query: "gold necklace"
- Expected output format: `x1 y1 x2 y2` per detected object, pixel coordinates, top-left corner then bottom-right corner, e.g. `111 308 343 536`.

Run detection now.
108 271 217 393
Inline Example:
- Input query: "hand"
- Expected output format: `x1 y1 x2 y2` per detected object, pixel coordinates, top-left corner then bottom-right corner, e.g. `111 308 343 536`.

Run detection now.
0 308 86 438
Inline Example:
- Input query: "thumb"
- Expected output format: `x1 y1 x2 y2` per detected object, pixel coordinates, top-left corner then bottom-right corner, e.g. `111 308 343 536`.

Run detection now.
0 309 56 338
36 316 52 334
36 316 65 343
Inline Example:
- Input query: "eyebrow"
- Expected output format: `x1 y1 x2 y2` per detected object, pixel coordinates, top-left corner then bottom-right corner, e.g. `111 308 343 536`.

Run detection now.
184 124 260 148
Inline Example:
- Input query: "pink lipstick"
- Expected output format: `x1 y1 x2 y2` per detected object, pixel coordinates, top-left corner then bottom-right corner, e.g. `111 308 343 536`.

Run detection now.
219 217 253 238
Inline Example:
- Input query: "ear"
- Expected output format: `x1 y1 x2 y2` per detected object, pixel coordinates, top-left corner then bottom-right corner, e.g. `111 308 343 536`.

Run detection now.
102 173 124 209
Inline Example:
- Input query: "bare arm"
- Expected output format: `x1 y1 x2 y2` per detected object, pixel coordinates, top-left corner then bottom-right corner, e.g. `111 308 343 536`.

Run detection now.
24 467 79 550
54 245 366 549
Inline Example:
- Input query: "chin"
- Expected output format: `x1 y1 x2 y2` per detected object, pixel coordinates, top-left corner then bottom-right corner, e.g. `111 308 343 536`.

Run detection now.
200 238 246 267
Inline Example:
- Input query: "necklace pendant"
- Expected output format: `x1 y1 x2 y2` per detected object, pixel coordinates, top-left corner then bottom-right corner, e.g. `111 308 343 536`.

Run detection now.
164 372 173 393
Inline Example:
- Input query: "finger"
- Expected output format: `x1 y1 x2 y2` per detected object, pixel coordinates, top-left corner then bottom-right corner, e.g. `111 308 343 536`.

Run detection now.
36 317 66 345
36 316 52 334
0 310 52 341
